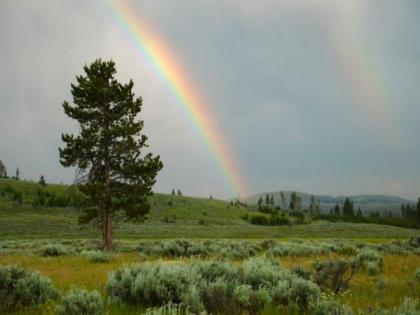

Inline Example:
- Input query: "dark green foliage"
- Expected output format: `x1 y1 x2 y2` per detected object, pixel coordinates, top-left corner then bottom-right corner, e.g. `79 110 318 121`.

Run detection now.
0 160 6 178
342 198 354 217
289 192 301 211
15 167 20 180
0 265 57 311
55 288 103 315
40 244 70 257
312 258 359 293
177 189 182 196
59 59 163 250
38 175 46 186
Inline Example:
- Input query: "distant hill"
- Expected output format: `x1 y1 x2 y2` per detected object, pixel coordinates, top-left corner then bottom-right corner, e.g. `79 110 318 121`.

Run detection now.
241 191 415 214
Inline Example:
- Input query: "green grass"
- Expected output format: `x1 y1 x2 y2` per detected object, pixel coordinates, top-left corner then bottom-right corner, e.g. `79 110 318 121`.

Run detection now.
0 178 419 240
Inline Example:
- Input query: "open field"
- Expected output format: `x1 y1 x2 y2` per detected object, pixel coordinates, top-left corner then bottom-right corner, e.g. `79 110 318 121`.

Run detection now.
1 179 420 314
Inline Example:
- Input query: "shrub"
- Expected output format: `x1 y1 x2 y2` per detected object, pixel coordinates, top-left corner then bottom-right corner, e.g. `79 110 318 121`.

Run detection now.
372 297 420 315
357 249 383 268
40 244 69 257
366 261 381 276
145 303 194 315
310 299 353 315
312 258 358 293
82 250 112 263
414 267 420 282
108 258 320 314
55 288 103 315
291 265 311 280
0 265 57 311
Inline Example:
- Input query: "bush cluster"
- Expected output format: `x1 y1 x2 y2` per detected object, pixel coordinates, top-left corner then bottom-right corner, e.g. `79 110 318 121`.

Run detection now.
82 250 112 263
138 239 261 259
39 244 70 257
356 249 383 275
108 258 321 314
0 265 57 311
55 288 103 315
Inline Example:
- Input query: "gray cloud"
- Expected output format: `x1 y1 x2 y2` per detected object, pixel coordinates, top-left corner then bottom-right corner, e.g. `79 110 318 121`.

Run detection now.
1 0 419 199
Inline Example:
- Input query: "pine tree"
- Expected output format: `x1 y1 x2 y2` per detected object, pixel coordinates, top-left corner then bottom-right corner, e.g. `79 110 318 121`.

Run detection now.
177 189 182 196
270 194 274 205
59 59 163 250
357 207 363 218
343 198 354 216
309 195 316 215
0 161 6 178
38 175 47 186
417 197 420 221
280 191 286 209
15 167 20 180
334 203 341 215
257 196 263 210
265 194 270 205
171 189 175 195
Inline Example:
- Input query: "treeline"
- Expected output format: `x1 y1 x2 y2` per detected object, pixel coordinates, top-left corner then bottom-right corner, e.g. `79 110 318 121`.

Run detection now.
322 197 420 229
0 184 85 209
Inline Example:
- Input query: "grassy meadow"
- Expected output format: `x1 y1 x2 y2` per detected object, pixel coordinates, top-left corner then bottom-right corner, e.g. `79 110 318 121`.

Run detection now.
1 178 419 314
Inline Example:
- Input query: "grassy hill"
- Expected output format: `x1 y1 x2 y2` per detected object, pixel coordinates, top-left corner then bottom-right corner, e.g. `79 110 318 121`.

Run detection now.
0 178 418 240
242 191 414 214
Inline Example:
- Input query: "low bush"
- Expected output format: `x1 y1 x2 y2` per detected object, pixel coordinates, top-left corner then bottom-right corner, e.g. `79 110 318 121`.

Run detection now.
372 297 420 315
312 258 358 293
0 265 57 311
82 250 112 263
310 299 353 315
39 244 69 257
55 288 103 315
357 249 383 275
366 261 381 276
413 267 420 282
144 303 193 315
107 258 320 314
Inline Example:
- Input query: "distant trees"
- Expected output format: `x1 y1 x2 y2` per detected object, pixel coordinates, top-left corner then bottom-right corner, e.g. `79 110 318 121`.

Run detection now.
342 198 354 216
0 161 6 178
334 204 341 215
280 191 287 209
289 192 301 211
59 59 162 250
257 196 263 210
171 189 175 195
15 167 20 180
309 195 321 218
177 189 182 196
417 198 420 221
265 194 270 205
38 175 47 186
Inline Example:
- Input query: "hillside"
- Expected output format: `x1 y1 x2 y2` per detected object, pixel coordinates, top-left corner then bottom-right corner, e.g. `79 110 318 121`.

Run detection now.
0 178 419 239
242 191 414 214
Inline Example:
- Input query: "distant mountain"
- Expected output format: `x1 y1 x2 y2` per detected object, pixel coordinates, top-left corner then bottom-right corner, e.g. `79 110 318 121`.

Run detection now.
241 191 415 214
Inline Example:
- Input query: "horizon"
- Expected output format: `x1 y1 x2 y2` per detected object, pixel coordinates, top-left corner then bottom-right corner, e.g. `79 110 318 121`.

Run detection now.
1 1 420 199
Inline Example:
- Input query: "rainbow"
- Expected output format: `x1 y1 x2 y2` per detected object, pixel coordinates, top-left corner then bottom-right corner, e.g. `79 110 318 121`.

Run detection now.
107 0 248 196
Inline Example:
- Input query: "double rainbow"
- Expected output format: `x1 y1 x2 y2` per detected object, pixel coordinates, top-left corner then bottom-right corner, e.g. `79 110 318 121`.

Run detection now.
108 0 248 196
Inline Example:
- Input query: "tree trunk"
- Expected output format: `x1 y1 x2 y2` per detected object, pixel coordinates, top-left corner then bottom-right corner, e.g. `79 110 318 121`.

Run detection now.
103 212 112 251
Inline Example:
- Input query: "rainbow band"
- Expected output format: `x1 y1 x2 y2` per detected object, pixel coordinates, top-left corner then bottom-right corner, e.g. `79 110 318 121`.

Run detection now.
108 0 248 196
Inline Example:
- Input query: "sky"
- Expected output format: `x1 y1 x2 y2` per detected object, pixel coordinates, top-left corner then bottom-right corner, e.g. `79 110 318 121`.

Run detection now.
1 0 419 200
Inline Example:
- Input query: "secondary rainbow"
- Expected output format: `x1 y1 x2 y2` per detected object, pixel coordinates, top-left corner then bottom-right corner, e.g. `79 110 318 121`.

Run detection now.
108 0 248 196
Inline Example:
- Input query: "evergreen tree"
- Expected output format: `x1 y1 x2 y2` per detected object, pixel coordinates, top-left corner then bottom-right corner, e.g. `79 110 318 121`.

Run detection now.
257 196 263 210
15 167 20 180
342 198 354 216
210 195 213 200
177 189 182 196
357 207 363 218
417 198 420 221
334 203 341 215
270 194 274 205
280 191 286 209
289 192 301 211
265 194 270 205
59 59 163 250
171 189 175 195
38 175 47 186
0 161 6 178
309 195 316 215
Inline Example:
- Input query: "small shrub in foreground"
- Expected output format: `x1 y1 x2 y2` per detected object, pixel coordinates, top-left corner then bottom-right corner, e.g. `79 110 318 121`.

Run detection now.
0 265 57 311
312 258 358 293
55 288 103 315
414 267 420 282
145 303 194 315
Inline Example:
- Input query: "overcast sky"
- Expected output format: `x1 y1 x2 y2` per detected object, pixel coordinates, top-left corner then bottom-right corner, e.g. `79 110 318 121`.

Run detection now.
1 0 419 199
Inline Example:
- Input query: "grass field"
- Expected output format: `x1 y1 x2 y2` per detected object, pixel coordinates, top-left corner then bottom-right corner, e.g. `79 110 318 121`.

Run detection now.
1 178 419 314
